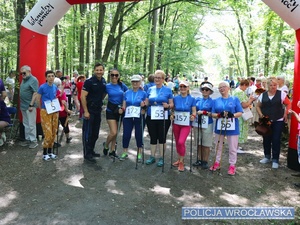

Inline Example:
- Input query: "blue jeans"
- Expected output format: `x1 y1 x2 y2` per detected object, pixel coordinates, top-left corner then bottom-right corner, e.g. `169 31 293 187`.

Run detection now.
262 121 284 163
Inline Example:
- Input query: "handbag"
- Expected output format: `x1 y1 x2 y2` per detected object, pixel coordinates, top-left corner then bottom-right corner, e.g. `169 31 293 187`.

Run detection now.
242 107 253 121
254 116 272 136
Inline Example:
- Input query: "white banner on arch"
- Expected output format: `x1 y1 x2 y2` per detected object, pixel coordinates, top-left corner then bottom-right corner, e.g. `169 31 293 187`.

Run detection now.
21 0 72 35
262 0 300 30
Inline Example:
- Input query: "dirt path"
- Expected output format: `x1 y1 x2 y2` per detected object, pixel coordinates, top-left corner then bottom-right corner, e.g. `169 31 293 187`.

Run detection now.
0 111 300 225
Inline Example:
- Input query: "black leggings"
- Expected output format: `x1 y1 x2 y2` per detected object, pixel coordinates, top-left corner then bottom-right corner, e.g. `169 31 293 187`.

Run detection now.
146 116 171 145
59 116 70 134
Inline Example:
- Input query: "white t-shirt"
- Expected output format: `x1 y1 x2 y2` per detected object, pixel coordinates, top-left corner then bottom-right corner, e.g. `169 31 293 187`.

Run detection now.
167 81 175 90
278 85 289 94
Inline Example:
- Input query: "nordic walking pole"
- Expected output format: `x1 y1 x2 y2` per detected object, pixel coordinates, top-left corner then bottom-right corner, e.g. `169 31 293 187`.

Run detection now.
114 114 122 162
189 123 193 172
212 115 224 173
218 116 229 174
170 122 174 169
199 114 204 166
162 109 166 173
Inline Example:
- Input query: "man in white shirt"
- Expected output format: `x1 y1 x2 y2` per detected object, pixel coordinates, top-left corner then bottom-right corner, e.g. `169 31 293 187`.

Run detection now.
277 75 289 94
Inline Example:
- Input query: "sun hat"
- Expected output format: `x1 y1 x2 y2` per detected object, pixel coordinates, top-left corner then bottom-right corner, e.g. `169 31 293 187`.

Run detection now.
179 80 189 87
131 75 142 82
201 82 214 93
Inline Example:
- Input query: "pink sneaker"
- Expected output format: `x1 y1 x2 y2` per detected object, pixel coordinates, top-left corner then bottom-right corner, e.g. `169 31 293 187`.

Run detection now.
228 165 236 175
209 162 220 171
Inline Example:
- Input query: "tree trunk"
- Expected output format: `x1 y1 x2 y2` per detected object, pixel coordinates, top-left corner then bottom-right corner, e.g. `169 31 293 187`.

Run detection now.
55 25 60 70
95 3 105 62
149 0 158 74
79 4 87 73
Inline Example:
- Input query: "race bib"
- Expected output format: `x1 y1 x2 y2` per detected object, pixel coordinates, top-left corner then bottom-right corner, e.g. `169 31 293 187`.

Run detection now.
174 111 190 126
45 98 60 114
151 106 168 120
124 106 141 118
64 88 71 95
216 118 235 131
192 115 208 129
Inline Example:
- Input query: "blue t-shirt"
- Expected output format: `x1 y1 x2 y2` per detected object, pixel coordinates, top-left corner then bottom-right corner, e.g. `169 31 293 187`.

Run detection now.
124 89 147 107
38 83 58 109
173 94 196 113
195 97 214 124
143 82 155 93
212 96 243 135
106 82 128 113
146 86 173 115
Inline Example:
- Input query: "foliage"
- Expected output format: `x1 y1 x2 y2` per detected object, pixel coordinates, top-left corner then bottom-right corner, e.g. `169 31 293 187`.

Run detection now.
0 0 297 84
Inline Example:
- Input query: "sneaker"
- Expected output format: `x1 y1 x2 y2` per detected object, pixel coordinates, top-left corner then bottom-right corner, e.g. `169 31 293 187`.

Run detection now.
157 158 164 167
237 149 245 154
178 161 184 172
48 153 57 159
66 137 72 143
172 160 180 167
272 162 279 169
1 132 6 142
260 158 271 164
201 161 209 169
146 156 156 165
19 140 30 147
137 154 142 163
0 138 3 146
228 165 236 175
192 160 202 167
209 161 220 171
119 152 128 161
109 151 119 159
103 142 109 156
29 142 38 149
43 154 51 161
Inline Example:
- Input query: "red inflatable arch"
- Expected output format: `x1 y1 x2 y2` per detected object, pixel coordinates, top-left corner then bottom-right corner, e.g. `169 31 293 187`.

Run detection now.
19 0 300 170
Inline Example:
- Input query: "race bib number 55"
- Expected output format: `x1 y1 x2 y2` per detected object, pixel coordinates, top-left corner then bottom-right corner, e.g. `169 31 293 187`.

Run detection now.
216 118 235 131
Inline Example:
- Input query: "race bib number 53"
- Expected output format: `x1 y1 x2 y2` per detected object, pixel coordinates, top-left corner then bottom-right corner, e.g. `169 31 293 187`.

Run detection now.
151 106 168 120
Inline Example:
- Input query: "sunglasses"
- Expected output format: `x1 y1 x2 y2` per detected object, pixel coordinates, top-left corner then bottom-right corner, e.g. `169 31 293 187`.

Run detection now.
110 74 119 77
201 88 210 91
179 86 187 88
21 72 26 75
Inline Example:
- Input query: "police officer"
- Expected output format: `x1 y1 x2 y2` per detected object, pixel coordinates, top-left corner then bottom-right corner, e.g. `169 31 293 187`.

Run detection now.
81 63 107 163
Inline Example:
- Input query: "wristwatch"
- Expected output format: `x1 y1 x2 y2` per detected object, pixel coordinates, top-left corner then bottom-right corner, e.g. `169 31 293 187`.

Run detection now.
29 104 33 107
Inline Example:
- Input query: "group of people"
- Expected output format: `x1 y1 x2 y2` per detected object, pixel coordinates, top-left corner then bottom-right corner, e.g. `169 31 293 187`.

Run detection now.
7 64 293 176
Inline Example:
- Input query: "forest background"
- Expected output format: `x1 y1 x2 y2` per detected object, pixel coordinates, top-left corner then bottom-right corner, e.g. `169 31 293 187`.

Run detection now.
0 0 296 90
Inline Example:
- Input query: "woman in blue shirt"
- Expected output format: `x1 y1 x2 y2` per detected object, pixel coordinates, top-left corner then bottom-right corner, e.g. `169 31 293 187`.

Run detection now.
145 70 174 167
171 81 196 172
36 70 59 161
103 69 128 158
192 82 214 169
210 81 243 175
119 75 147 161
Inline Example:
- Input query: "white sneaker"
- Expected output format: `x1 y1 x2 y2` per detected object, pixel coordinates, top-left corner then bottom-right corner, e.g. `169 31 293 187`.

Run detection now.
48 153 57 159
0 138 4 146
272 162 279 169
43 155 51 161
1 132 6 142
237 149 245 154
260 158 271 164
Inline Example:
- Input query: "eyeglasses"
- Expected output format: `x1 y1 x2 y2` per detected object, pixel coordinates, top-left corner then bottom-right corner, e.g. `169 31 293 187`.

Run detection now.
21 72 26 75
218 86 227 90
110 74 119 77
201 88 210 91
131 81 139 83
179 86 187 88
154 77 162 80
